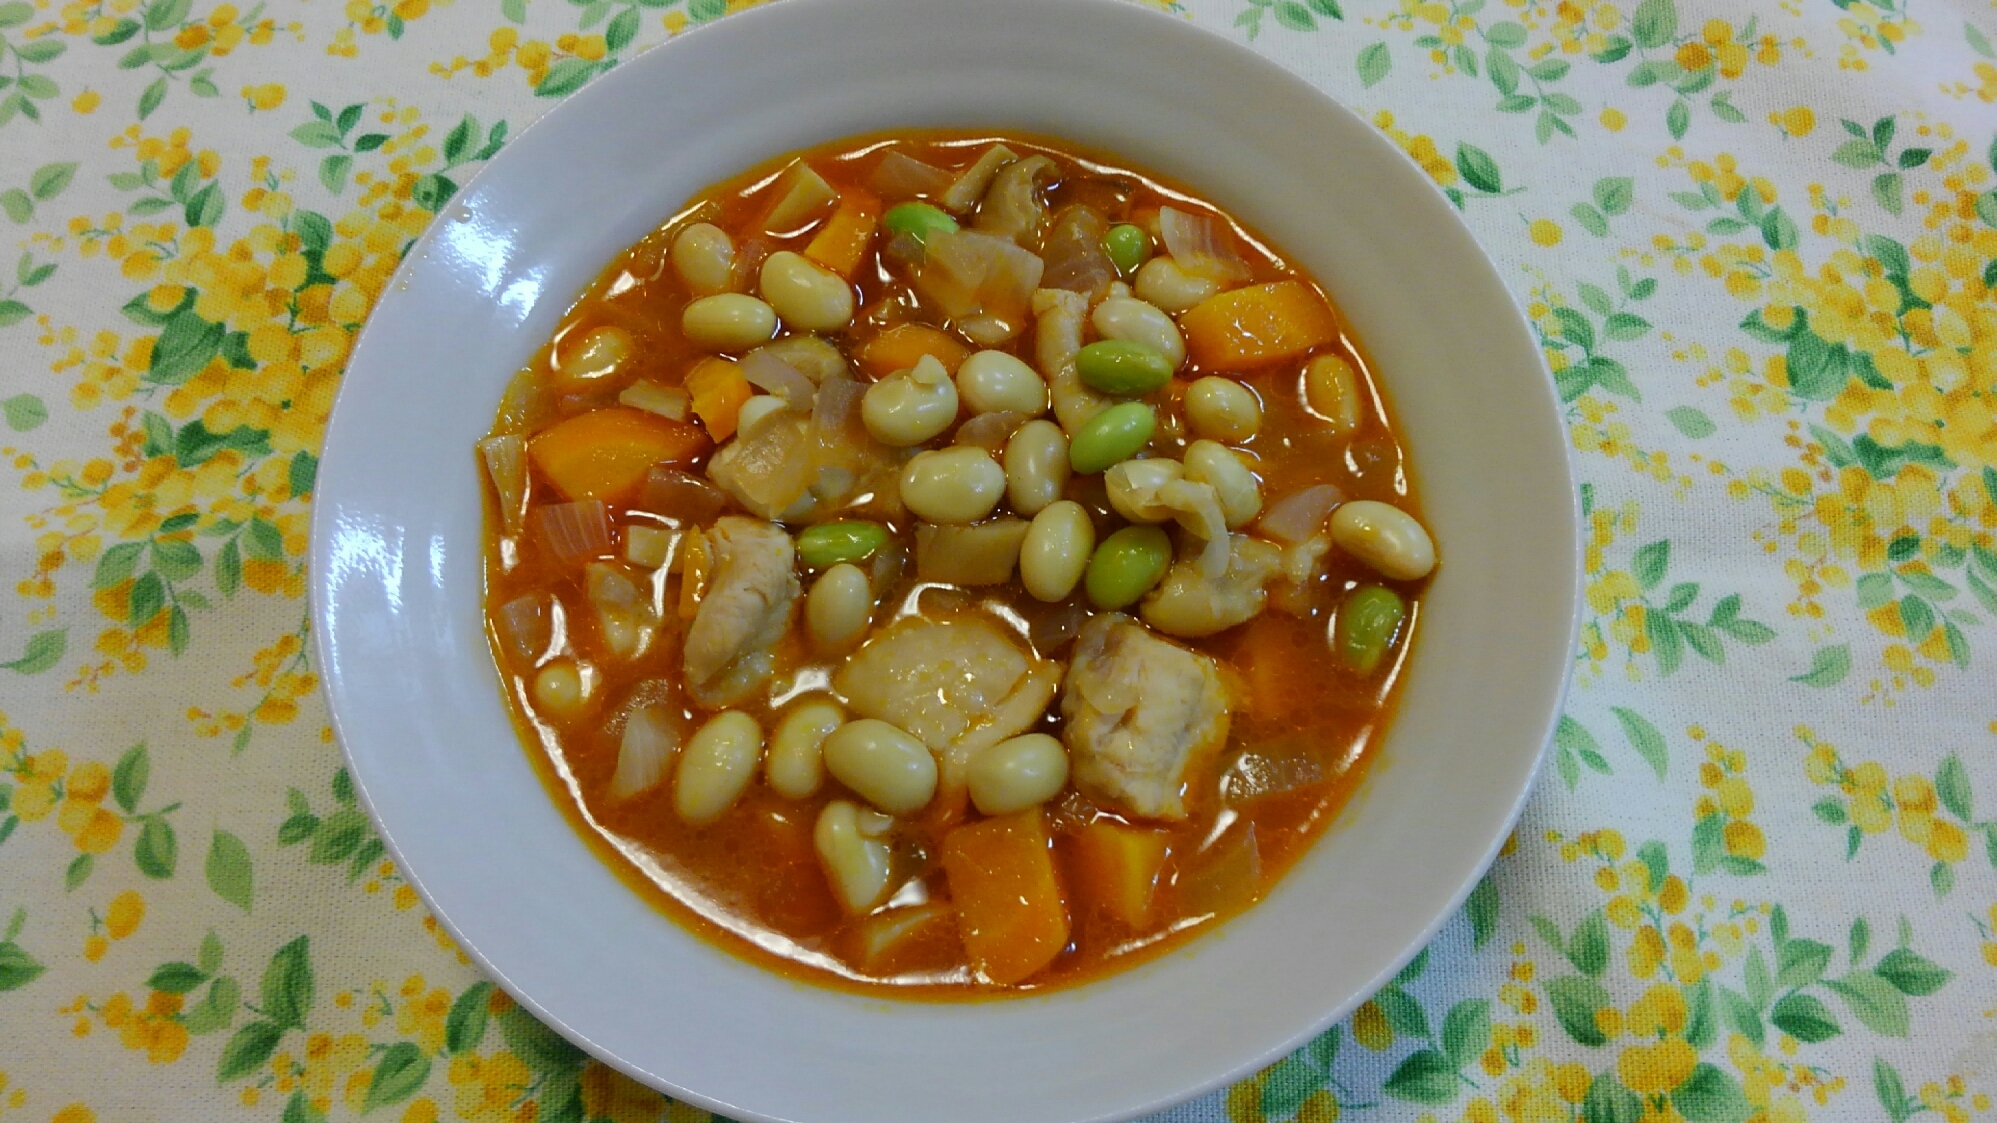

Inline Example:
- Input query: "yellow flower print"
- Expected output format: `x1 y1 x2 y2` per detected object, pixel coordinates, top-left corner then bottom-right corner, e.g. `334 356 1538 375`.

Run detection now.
1797 726 1989 891
582 1062 670 1123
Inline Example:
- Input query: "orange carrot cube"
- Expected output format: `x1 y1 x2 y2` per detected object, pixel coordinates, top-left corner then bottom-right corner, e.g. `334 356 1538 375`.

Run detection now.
684 357 754 442
527 407 711 504
941 809 1070 985
1179 280 1340 371
805 190 882 280
856 324 970 379
1072 822 1169 930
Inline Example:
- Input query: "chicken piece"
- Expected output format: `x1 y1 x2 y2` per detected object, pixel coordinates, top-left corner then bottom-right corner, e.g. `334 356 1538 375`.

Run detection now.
973 155 1057 250
834 614 1062 786
1140 534 1283 638
1062 613 1231 820
1032 288 1111 434
1103 460 1232 578
683 517 799 705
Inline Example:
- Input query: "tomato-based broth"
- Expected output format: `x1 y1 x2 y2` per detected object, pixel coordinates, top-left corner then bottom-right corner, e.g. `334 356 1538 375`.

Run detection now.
479 130 1436 997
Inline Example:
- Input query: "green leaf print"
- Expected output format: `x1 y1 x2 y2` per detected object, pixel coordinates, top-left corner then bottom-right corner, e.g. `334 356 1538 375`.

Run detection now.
261 935 313 1029
1567 909 1609 976
363 1041 431 1112
1770 992 1839 1042
1611 708 1668 779
1665 406 1715 438
217 1019 284 1081
1874 947 1952 995
1544 975 1610 1046
206 830 253 911
135 815 177 878
3 393 47 432
1382 1049 1458 1104
1439 998 1490 1069
1585 1072 1645 1123
1672 1064 1749 1123
1630 0 1677 48
1790 644 1850 687
1825 970 1908 1036
447 981 495 1053
147 960 209 993
1356 42 1390 88
1465 873 1498 949
1456 145 1502 195
1 629 65 674
0 940 45 991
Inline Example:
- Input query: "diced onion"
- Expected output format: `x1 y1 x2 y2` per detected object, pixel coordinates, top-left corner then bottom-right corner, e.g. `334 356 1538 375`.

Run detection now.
637 467 728 526
494 594 549 663
1220 737 1329 803
1160 206 1251 286
741 350 818 409
1179 823 1261 917
869 150 954 201
610 704 681 799
914 230 1044 341
1258 484 1344 544
478 435 528 535
763 163 837 233
617 381 690 421
953 410 1030 452
1040 205 1116 301
532 500 613 564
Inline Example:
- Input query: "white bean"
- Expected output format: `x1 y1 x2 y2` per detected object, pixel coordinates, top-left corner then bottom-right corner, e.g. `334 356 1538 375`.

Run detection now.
822 718 937 815
1330 499 1436 581
674 710 763 825
557 326 633 386
1092 295 1186 370
1184 376 1262 442
759 250 855 332
1184 440 1261 528
530 659 595 719
735 394 789 437
806 563 873 650
966 733 1070 815
670 223 736 296
1135 256 1220 313
1019 500 1095 602
768 699 843 799
956 350 1048 416
682 294 777 351
899 447 1005 525
1003 419 1070 516
814 800 895 914
1303 354 1364 437
862 354 958 447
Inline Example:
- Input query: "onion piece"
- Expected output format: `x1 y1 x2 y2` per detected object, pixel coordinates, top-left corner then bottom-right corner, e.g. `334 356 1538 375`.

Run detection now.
610 704 681 799
1220 739 1328 803
1179 822 1261 918
479 435 529 535
1040 204 1116 302
1257 484 1344 544
741 349 818 409
953 410 1030 452
914 230 1044 343
1160 206 1251 286
617 380 690 421
869 150 954 201
971 155 1056 249
531 500 613 564
762 162 837 233
494 594 549 663
941 145 1017 214
637 467 727 526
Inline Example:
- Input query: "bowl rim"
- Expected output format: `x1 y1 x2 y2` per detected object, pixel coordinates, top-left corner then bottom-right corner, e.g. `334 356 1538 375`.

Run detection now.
309 1 1583 1119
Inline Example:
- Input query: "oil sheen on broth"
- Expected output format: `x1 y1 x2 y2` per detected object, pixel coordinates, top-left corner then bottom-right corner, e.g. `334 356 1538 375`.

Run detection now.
478 130 1438 997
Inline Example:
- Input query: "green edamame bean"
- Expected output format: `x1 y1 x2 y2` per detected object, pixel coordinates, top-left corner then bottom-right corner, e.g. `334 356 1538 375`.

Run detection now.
1084 525 1173 610
797 520 890 568
1336 584 1407 675
1077 340 1173 396
882 202 959 246
1069 402 1156 474
1103 224 1150 276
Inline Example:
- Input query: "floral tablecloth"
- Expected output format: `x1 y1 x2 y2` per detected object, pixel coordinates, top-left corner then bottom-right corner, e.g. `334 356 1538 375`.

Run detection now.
3 0 1996 1118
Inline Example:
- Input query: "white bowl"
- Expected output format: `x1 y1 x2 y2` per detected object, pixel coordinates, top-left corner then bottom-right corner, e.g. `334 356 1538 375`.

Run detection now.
310 1 1580 1119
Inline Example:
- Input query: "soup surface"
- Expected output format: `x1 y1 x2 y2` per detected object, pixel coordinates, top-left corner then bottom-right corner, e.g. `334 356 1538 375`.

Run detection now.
479 130 1437 996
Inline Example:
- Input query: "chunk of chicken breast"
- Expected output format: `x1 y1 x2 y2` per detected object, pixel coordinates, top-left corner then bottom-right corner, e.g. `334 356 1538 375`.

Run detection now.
683 517 799 706
1140 534 1284 638
834 614 1062 786
1061 613 1231 820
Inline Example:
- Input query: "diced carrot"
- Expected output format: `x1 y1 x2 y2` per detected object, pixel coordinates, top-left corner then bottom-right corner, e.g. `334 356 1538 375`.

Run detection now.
856 324 971 379
940 809 1070 985
684 356 753 442
1072 822 1169 930
1179 280 1340 371
527 407 711 504
804 189 882 280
